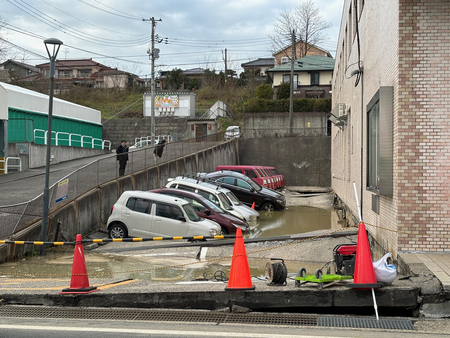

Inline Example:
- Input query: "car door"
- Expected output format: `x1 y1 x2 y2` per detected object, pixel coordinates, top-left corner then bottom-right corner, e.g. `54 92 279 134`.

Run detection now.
151 201 188 237
216 177 256 207
123 197 153 237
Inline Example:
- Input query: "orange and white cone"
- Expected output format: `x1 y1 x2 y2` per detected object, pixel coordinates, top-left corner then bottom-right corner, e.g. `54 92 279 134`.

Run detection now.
346 222 383 289
60 234 99 294
225 228 255 291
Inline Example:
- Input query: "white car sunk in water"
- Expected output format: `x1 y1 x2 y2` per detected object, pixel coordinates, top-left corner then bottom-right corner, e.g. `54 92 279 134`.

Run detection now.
107 190 221 239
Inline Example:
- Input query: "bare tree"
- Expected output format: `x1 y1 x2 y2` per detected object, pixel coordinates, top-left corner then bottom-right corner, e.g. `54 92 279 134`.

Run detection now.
0 16 11 61
270 0 331 62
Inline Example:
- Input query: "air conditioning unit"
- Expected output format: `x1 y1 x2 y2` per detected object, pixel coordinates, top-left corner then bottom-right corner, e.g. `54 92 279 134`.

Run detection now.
332 103 346 118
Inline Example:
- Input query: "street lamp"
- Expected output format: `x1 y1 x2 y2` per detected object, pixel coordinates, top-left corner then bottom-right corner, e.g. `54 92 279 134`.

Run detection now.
40 38 63 255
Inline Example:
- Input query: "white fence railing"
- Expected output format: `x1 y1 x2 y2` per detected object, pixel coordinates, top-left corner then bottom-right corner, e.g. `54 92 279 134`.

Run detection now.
0 157 22 174
33 129 111 150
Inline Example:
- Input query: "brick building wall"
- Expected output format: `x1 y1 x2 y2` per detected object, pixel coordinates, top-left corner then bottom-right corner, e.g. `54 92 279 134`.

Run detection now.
331 0 450 255
332 0 400 255
397 0 450 251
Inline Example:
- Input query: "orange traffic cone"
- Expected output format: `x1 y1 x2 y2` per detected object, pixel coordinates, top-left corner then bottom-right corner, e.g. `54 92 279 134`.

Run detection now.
60 234 99 294
251 202 255 210
346 222 383 289
225 228 255 291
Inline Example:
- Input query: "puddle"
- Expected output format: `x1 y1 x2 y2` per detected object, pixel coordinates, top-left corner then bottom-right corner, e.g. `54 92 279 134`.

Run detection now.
0 205 338 281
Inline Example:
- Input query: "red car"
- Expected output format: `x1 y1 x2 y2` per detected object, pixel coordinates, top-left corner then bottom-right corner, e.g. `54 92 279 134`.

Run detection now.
149 188 249 234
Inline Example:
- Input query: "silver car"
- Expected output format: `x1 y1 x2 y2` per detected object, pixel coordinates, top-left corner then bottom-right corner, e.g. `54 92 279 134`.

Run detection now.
166 176 260 225
107 190 221 239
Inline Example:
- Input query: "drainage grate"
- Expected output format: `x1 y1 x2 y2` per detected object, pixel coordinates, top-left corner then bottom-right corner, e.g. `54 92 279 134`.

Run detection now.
318 316 414 330
0 306 317 326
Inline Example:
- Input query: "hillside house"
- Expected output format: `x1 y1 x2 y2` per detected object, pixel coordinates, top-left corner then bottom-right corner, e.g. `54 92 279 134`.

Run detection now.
267 55 334 98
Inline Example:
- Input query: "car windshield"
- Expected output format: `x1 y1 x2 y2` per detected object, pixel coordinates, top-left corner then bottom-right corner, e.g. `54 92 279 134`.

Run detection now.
218 192 233 210
247 178 262 191
182 204 200 221
225 191 242 206
200 197 224 213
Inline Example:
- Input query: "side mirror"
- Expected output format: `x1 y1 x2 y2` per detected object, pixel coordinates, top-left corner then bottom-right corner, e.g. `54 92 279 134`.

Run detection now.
250 187 255 192
177 216 186 222
204 209 211 215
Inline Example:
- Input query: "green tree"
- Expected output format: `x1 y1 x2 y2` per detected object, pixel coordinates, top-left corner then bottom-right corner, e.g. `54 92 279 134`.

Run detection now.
166 68 189 90
255 84 274 99
276 82 291 100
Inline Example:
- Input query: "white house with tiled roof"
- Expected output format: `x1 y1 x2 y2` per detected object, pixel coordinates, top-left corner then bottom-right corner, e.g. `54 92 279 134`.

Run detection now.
267 55 334 98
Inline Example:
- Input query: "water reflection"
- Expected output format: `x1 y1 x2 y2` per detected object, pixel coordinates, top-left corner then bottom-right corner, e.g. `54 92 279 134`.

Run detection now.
247 205 332 238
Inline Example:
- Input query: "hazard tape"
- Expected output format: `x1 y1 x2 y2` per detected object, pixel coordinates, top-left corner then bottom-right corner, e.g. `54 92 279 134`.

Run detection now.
0 235 233 246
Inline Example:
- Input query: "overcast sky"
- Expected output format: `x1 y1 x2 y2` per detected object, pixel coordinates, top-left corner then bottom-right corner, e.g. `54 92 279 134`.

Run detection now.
1 0 343 77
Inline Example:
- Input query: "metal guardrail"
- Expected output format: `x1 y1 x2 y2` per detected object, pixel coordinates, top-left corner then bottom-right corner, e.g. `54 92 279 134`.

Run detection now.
0 132 227 239
0 157 22 174
33 129 111 150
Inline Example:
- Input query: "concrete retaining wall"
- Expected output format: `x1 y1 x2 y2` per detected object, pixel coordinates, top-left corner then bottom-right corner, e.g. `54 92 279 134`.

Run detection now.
102 117 190 149
239 136 331 187
0 141 237 263
7 143 108 170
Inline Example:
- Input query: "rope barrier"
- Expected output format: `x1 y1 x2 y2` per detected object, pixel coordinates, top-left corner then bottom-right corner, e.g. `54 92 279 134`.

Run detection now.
0 235 232 246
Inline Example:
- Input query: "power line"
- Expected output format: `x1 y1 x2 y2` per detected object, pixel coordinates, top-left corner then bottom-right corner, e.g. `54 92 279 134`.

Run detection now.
0 37 47 60
77 0 142 20
7 0 151 47
40 0 146 37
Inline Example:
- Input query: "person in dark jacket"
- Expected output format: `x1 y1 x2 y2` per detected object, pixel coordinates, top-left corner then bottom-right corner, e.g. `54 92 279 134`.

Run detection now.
153 139 167 163
116 140 129 176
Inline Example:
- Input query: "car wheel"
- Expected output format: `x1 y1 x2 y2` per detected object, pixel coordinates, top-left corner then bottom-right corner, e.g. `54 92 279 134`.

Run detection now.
220 227 229 235
108 223 127 239
261 202 275 212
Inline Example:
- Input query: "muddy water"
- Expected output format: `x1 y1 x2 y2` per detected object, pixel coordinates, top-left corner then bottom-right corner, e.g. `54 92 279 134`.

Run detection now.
0 206 341 281
247 205 334 238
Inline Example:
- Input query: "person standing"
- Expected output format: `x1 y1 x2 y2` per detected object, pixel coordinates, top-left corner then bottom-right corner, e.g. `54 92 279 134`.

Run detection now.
116 140 129 176
153 139 167 164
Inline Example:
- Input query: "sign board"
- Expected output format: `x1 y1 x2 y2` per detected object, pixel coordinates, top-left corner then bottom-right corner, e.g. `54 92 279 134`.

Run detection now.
155 94 179 107
16 143 29 155
55 179 69 203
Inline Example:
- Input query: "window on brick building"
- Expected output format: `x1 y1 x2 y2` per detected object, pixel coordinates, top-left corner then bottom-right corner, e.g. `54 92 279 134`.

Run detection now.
367 99 379 191
366 87 393 196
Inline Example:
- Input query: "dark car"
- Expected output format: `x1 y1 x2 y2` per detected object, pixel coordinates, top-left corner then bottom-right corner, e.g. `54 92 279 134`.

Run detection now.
198 171 286 212
149 188 249 234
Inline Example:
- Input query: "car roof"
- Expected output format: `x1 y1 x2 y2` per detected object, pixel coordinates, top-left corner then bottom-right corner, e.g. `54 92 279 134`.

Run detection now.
152 188 209 202
205 170 253 182
120 190 189 205
168 176 232 194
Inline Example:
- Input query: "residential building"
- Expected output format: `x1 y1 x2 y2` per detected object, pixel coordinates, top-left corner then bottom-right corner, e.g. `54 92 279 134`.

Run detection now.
241 58 275 77
159 68 206 90
273 41 332 67
36 59 143 91
267 55 334 98
0 60 40 82
331 0 450 255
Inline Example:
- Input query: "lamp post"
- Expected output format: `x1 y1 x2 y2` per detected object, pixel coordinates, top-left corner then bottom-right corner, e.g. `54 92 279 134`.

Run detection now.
40 38 63 256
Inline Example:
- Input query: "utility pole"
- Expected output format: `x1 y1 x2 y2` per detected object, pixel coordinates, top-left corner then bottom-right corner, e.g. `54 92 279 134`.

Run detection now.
289 30 295 135
144 17 162 146
223 48 228 84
